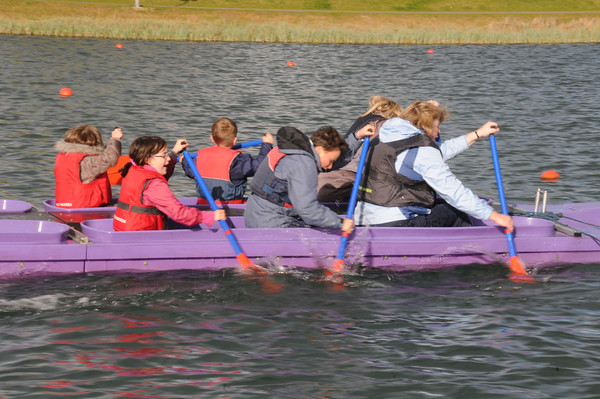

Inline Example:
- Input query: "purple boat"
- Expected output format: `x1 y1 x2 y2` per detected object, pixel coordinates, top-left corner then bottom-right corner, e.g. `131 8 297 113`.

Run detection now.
1 199 599 279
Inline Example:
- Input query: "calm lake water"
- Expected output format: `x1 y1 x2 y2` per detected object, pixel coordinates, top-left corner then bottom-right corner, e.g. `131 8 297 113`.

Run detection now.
1 35 599 398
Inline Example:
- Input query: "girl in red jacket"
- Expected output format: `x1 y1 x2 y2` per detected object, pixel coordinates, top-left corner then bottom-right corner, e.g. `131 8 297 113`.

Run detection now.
54 125 123 208
114 136 225 231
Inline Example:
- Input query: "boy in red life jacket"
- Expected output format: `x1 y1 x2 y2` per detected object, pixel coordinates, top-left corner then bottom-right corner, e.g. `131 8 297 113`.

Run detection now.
113 136 226 231
54 125 123 208
181 117 273 204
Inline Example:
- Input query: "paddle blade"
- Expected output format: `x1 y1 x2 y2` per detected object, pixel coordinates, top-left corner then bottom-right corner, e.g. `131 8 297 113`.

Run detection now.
508 256 526 275
236 253 255 269
235 255 273 277
332 258 345 273
507 256 535 283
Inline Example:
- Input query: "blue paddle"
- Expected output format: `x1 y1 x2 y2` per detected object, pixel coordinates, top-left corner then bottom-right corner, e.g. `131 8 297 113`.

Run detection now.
489 134 528 277
182 150 255 270
178 139 263 162
232 139 263 150
331 136 371 273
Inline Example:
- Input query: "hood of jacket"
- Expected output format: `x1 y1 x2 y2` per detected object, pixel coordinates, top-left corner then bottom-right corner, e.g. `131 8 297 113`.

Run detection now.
54 140 104 155
276 126 314 153
379 118 424 144
276 126 323 172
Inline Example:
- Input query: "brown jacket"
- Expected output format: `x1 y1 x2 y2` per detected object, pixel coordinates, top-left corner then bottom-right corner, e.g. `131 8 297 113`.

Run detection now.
53 138 121 183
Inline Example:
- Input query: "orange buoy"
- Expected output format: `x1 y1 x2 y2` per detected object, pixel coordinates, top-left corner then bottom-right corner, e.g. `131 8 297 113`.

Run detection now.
427 49 435 53
287 61 295 67
107 155 131 185
540 170 560 180
116 43 124 49
59 88 73 97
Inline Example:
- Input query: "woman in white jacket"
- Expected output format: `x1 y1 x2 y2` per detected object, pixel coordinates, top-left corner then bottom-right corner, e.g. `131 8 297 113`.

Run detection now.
354 101 513 231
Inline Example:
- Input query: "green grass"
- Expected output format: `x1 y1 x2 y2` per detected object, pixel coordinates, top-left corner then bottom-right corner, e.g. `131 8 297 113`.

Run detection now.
1 0 600 44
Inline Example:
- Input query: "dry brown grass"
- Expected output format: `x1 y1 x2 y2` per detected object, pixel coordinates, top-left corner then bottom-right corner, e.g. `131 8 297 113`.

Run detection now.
1 1 599 43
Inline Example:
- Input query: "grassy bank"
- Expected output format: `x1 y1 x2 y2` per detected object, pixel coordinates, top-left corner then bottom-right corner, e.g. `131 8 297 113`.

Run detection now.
1 0 600 44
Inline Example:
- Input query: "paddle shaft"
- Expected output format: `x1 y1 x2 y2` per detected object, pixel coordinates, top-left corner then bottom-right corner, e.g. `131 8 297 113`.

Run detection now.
334 136 371 269
489 134 518 258
233 139 263 150
179 139 263 161
181 150 253 267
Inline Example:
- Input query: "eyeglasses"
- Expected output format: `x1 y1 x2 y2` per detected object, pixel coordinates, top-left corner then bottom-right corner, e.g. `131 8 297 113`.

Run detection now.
151 153 170 160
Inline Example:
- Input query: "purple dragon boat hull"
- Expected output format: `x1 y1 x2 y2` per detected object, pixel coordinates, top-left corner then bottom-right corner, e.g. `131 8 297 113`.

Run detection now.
1 200 599 279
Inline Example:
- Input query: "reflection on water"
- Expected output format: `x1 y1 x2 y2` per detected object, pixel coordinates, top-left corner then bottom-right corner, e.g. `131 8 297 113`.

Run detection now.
1 267 600 397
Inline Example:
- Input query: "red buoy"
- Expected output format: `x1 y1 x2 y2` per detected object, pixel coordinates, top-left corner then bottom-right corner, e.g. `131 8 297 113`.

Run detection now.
427 49 435 53
59 88 73 97
116 43 124 49
540 170 560 180
287 61 295 67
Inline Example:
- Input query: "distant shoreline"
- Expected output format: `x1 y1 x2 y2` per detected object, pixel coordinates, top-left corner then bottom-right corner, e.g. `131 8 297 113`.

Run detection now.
1 1 599 44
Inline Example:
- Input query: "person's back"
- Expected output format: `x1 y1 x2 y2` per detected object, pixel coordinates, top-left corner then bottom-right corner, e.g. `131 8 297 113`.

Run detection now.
54 125 122 208
182 117 273 204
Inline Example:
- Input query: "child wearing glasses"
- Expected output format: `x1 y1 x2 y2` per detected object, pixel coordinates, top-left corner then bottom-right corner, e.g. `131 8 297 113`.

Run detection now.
113 135 225 231
181 117 274 204
54 124 123 208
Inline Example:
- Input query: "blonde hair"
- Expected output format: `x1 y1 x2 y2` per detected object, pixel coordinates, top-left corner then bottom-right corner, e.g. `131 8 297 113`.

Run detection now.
211 117 237 146
63 124 104 146
361 96 403 119
400 101 448 138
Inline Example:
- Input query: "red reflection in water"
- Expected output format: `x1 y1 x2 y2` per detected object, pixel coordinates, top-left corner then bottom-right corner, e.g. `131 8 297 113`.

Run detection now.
113 347 179 359
104 313 164 328
42 379 77 388
106 390 166 398
118 331 166 343
51 327 90 333
43 314 241 395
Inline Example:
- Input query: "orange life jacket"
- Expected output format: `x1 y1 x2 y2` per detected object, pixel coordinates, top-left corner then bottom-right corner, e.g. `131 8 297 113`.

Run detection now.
107 155 131 185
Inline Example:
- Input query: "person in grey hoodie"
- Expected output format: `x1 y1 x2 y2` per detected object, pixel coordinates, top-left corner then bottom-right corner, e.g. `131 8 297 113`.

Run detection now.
355 101 514 231
244 126 354 232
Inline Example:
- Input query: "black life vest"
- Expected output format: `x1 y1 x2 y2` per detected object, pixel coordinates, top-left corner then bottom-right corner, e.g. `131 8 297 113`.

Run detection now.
359 134 441 208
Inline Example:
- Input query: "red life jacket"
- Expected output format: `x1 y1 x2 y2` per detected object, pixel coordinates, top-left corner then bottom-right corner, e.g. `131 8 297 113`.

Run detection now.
195 146 246 203
113 166 167 231
196 146 241 181
54 152 112 208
